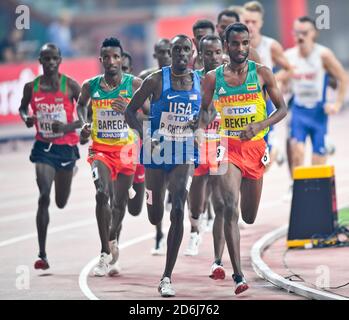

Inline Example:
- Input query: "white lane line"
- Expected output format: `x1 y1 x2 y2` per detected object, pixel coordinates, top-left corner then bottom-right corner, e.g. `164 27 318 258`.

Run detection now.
78 232 155 300
0 200 95 224
0 219 95 248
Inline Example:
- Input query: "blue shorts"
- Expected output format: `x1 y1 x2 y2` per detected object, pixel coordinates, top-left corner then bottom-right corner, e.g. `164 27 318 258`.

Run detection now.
141 140 199 172
30 140 80 171
290 104 328 155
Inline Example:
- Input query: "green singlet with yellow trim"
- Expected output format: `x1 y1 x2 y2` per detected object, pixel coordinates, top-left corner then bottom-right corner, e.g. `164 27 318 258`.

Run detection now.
214 60 269 141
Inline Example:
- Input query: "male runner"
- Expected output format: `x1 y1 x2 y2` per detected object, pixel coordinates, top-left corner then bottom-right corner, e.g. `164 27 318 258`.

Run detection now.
191 19 215 70
243 1 292 167
282 16 348 170
199 23 287 294
138 38 171 255
77 37 143 277
19 43 81 270
184 35 224 256
126 35 200 297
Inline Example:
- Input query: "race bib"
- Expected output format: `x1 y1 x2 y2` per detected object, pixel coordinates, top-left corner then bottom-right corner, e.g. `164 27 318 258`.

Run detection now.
37 110 67 138
261 147 270 167
221 105 257 133
158 112 194 142
96 108 128 139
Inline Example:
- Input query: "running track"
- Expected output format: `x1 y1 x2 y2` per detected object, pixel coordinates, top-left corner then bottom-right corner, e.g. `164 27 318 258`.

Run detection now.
0 109 348 300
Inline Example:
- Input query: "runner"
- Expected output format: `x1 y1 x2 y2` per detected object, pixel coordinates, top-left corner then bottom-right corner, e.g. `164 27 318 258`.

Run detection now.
281 16 348 170
243 1 292 167
125 35 200 297
191 19 215 70
77 37 143 277
138 38 172 255
199 23 287 294
18 43 81 270
121 51 145 217
184 35 224 256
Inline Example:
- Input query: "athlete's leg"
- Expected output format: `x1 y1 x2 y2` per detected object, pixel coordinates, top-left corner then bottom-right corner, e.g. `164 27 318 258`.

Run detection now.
219 163 243 276
291 140 305 170
145 168 167 225
163 164 194 279
210 176 225 263
128 182 145 216
188 174 208 233
240 177 263 225
54 169 74 209
311 124 327 165
110 173 134 242
92 160 113 254
35 163 56 259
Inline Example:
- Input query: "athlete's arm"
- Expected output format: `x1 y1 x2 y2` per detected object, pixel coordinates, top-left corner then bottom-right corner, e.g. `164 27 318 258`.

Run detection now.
125 73 158 139
52 78 82 134
198 70 216 129
322 48 349 114
76 81 92 139
19 82 35 128
240 66 287 140
271 41 291 72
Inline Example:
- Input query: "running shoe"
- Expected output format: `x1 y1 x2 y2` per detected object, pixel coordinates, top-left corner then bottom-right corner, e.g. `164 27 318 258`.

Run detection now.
233 274 249 295
108 261 121 277
158 277 175 297
151 236 166 256
34 257 50 270
184 232 201 256
109 239 119 264
93 253 111 277
209 262 225 280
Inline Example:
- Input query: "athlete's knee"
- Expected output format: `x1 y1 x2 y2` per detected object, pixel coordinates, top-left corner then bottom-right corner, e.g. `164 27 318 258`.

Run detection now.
128 204 142 217
55 195 68 209
148 211 161 225
38 192 50 208
242 214 256 225
95 190 109 206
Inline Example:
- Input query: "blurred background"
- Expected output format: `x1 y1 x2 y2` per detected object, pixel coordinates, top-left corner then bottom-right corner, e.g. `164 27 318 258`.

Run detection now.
0 0 348 127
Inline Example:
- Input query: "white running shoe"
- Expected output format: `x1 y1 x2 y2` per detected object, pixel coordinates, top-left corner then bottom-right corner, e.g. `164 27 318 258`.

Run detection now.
184 232 201 256
158 277 175 297
282 183 293 202
109 239 119 264
108 261 121 277
93 253 111 277
151 236 166 256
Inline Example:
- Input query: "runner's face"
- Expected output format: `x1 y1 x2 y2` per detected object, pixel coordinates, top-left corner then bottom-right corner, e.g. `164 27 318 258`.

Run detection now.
122 56 132 73
170 37 193 71
201 40 223 71
293 20 316 48
226 31 250 64
192 27 214 50
242 11 263 39
100 46 122 76
39 48 61 75
216 15 238 40
154 42 171 68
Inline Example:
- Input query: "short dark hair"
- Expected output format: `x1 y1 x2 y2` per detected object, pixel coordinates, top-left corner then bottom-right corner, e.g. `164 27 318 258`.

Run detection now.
101 37 123 53
225 22 249 42
40 43 61 56
192 19 215 33
297 16 317 29
217 9 240 23
122 51 132 65
199 34 222 52
171 34 192 47
154 38 170 52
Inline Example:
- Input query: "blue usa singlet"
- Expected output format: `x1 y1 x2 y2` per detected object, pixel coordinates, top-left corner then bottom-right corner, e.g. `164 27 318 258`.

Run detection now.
142 66 201 171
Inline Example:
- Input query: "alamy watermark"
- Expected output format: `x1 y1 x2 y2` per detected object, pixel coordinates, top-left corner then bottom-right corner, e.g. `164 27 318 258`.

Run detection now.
15 265 30 290
15 5 30 30
316 5 330 30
